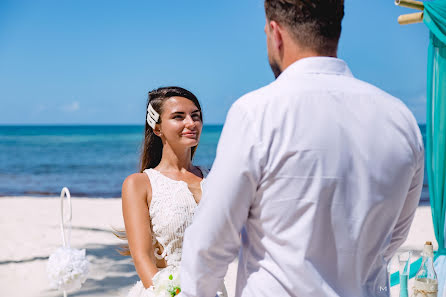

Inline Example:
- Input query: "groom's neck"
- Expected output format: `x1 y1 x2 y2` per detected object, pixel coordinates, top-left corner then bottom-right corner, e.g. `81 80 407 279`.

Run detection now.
280 38 338 73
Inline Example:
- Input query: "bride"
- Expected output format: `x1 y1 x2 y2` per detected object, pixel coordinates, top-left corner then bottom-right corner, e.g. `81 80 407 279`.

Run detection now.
121 86 226 297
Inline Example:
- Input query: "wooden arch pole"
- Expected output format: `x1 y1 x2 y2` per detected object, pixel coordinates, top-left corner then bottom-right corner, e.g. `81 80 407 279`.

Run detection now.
395 0 424 11
398 12 424 25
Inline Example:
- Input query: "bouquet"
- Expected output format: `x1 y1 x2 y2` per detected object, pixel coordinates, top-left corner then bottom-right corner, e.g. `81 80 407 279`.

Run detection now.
151 267 181 297
128 266 226 297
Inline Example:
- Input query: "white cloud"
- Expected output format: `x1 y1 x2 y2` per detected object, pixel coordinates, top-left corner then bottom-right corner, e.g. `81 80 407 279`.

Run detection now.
35 104 48 113
61 101 80 112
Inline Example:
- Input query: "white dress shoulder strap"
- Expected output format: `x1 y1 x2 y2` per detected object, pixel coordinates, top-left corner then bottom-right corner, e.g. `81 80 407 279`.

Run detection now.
143 168 154 181
142 168 158 194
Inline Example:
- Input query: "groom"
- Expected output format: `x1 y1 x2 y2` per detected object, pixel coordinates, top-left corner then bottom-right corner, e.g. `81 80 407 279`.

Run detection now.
180 1 424 296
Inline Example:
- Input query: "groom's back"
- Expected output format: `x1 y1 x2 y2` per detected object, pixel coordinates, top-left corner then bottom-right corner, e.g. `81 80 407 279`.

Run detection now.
236 57 424 297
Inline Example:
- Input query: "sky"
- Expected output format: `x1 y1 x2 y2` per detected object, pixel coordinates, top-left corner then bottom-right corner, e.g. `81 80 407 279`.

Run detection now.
0 0 430 124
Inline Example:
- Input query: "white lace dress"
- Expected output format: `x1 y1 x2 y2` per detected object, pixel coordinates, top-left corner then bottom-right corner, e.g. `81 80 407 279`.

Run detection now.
126 167 227 297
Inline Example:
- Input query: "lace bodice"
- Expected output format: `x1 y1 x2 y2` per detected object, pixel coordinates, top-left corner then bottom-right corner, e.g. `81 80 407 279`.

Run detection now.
143 167 208 267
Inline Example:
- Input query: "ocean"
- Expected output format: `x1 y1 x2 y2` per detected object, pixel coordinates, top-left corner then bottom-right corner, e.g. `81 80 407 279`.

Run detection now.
0 124 429 200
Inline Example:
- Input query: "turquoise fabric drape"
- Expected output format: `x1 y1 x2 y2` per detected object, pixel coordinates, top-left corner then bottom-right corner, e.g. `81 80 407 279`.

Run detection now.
424 1 446 296
390 2 446 293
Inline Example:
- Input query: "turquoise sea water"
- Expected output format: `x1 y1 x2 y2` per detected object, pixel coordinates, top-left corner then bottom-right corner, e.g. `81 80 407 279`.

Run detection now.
0 124 428 199
0 125 222 197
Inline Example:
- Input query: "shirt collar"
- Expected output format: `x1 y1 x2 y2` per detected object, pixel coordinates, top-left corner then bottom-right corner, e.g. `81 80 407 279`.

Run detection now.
278 57 354 79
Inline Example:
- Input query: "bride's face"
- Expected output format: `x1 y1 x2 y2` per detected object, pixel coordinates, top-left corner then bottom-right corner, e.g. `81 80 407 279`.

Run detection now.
157 96 202 149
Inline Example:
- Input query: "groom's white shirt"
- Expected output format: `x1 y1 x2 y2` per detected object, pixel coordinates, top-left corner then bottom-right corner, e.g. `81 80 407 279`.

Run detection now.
180 57 424 297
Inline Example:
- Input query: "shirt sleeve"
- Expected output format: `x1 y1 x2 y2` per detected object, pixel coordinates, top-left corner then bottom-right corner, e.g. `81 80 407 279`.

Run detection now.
179 100 263 297
383 143 425 262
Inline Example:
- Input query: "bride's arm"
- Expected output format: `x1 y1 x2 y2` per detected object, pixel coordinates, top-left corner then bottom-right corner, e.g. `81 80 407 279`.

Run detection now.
122 173 158 289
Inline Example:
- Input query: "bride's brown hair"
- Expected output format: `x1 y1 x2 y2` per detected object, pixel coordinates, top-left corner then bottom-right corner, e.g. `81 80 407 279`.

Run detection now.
114 86 203 256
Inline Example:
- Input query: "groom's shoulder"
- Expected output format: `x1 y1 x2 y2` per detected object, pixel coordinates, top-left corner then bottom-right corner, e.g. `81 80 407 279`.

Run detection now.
353 78 424 153
356 78 420 125
231 82 276 113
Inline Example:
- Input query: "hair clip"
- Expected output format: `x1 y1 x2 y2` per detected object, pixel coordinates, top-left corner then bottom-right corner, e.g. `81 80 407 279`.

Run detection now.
146 103 160 129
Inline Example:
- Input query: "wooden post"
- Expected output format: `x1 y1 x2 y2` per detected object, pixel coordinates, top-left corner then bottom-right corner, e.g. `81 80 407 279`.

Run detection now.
395 0 424 11
398 12 424 25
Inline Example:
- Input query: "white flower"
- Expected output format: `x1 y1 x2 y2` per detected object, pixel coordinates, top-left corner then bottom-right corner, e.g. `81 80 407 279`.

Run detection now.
47 247 89 292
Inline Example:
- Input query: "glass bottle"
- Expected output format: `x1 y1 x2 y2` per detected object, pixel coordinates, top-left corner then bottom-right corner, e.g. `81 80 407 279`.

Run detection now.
412 241 438 297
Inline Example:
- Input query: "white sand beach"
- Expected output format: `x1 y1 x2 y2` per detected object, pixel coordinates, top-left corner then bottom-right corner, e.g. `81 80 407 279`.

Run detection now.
0 197 437 297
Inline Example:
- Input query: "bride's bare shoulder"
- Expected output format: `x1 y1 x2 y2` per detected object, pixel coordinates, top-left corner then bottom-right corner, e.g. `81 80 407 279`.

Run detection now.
122 172 152 202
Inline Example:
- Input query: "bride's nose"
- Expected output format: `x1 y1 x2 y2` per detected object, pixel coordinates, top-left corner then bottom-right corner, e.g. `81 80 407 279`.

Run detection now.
184 115 195 128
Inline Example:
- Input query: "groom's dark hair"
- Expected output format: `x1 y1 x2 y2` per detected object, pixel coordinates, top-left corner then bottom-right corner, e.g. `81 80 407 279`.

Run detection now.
264 0 344 55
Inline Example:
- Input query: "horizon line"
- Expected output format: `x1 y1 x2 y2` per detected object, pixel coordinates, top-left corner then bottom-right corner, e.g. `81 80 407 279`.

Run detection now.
0 122 428 126
0 123 226 126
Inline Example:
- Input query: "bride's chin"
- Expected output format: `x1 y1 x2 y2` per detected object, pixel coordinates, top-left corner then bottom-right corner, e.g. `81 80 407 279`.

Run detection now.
176 140 198 147
186 140 199 147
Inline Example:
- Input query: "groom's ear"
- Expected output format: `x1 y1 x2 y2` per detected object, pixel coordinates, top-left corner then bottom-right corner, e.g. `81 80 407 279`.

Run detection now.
269 20 284 51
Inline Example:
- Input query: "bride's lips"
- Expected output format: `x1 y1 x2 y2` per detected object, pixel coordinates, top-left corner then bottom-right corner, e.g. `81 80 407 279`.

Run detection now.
181 131 197 138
